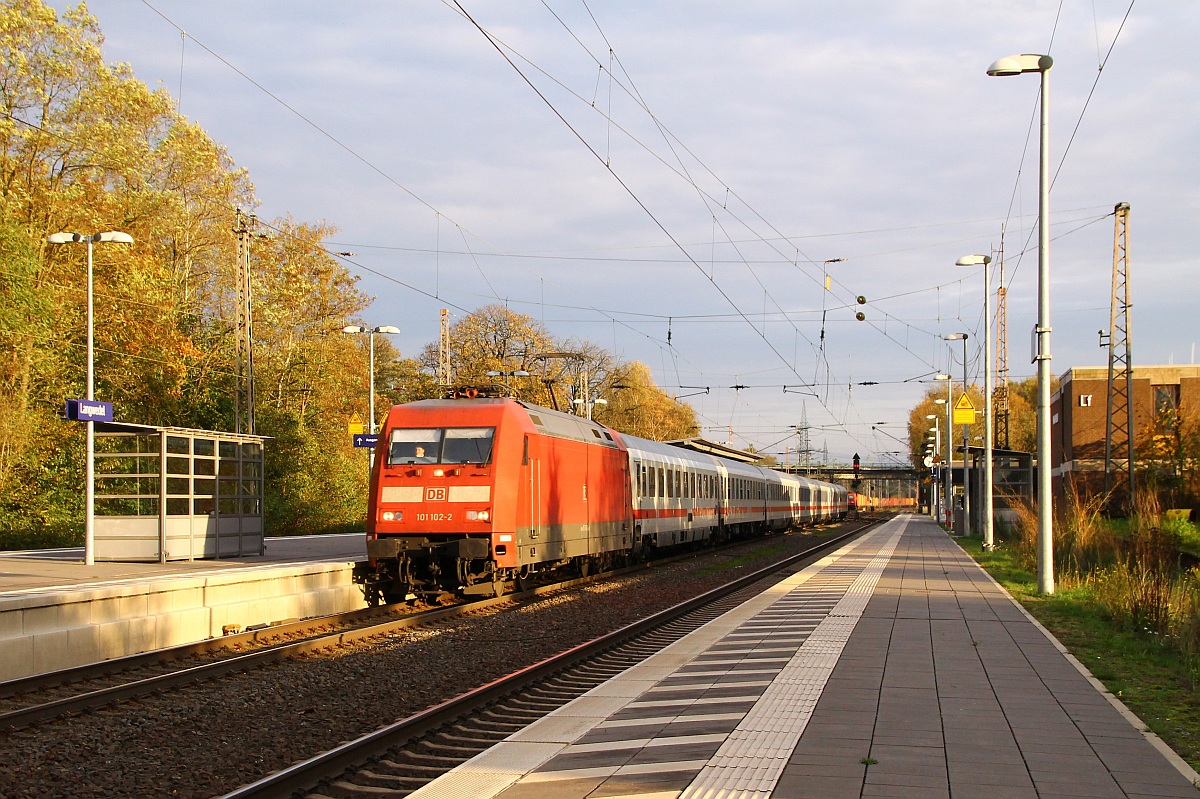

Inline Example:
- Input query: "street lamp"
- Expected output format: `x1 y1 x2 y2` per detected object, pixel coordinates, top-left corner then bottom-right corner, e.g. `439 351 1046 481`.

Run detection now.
935 375 951 529
342 324 400 439
958 254 995 551
988 52 1054 593
47 231 135 566
926 413 941 520
945 334 970 537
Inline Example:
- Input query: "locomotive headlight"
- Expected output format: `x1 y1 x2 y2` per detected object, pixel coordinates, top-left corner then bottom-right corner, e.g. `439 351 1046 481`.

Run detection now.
381 510 402 522
466 509 491 522
433 468 445 477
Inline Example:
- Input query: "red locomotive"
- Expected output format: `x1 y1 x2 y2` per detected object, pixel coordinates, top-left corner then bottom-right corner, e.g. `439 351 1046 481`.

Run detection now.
354 389 848 604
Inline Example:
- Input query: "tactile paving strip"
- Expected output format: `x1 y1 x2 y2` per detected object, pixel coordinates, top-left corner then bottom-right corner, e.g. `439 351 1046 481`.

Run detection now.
680 521 903 797
407 517 908 799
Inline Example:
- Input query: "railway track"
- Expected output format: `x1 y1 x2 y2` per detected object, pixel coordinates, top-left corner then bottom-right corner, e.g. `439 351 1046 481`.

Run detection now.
0 578 576 732
219 519 878 799
0 523 867 733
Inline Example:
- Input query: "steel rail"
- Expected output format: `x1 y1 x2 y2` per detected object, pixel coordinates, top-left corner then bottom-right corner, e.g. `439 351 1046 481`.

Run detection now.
0 519 870 732
0 573 585 729
217 520 878 799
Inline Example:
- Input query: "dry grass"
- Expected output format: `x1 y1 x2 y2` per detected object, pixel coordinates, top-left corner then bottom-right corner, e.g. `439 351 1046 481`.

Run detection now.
1005 486 1199 664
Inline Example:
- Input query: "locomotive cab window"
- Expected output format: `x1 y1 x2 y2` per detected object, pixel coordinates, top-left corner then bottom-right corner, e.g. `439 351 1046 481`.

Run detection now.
387 427 495 465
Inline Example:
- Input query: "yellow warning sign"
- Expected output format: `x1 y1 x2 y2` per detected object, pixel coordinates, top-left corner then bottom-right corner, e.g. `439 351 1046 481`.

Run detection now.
348 414 364 435
953 395 976 425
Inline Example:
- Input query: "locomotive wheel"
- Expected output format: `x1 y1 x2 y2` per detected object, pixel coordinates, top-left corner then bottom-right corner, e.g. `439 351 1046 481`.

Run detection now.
577 557 591 578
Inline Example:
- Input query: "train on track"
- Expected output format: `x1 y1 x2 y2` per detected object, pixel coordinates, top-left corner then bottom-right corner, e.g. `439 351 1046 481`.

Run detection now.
353 388 849 604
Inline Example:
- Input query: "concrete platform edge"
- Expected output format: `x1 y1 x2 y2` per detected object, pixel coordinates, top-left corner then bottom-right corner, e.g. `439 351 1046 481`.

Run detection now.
0 560 367 682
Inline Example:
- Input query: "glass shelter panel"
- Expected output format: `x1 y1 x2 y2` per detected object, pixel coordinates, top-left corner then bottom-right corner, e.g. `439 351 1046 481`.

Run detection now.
93 425 266 562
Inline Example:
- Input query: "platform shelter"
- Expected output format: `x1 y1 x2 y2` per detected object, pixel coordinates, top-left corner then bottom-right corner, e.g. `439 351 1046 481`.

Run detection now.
92 422 267 562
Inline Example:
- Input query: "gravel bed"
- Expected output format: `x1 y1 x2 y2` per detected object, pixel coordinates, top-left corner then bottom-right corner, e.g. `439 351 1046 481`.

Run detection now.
0 528 846 799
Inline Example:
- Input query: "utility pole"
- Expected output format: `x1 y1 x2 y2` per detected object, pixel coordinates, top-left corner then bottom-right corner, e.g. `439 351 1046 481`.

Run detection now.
793 404 812 475
233 209 257 435
438 309 452 387
1103 202 1134 512
994 233 1010 449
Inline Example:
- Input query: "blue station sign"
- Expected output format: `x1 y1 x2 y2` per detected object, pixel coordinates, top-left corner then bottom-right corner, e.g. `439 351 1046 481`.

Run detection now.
65 399 113 423
352 434 380 448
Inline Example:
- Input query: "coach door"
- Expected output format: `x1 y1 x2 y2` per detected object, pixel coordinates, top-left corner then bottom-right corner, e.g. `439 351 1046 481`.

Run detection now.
716 472 727 535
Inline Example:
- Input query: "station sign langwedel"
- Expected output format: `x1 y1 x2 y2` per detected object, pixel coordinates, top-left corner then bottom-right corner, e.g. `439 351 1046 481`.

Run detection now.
953 394 976 425
65 399 113 423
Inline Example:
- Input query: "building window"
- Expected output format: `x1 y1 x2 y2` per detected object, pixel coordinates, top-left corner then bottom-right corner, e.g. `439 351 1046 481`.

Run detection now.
1154 385 1181 431
1154 385 1180 415
1079 394 1092 407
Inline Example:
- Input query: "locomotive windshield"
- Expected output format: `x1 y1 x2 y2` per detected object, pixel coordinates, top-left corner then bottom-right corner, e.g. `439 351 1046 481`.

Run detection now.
387 427 495 465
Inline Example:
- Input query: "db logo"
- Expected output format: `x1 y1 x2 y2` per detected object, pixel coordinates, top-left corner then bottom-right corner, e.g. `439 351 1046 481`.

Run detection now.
425 487 447 502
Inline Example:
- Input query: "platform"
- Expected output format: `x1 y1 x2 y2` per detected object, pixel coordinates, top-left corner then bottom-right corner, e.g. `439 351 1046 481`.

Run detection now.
410 515 1200 799
0 533 367 682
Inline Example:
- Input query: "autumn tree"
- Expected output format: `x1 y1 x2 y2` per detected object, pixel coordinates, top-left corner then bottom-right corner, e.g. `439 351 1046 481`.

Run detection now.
412 306 696 441
0 1 371 541
596 361 698 441
1 0 252 542
906 375 1046 468
417 304 557 406
906 382 987 467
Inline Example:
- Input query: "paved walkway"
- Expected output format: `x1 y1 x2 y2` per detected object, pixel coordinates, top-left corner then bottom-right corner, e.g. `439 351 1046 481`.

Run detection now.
408 515 1200 799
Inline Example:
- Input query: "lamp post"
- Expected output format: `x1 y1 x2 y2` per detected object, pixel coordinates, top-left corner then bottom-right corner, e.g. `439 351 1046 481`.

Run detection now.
958 254 995 550
342 324 400 451
988 52 1053 593
926 413 940 520
946 334 970 537
47 231 135 566
935 375 951 528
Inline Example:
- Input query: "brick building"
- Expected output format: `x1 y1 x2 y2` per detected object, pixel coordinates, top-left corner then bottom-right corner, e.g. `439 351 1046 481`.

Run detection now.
1050 364 1200 501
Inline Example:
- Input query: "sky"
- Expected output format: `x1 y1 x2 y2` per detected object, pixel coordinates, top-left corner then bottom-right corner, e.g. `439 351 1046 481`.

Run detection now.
46 1 1199 466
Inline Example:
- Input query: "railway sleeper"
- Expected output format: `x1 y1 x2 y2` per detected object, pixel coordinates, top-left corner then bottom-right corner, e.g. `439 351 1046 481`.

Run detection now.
503 703 562 719
378 754 462 770
331 776 420 795
384 748 463 767
444 723 510 743
464 719 524 736
473 710 534 730
367 763 448 780
419 739 496 757
354 769 425 787
528 676 578 695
